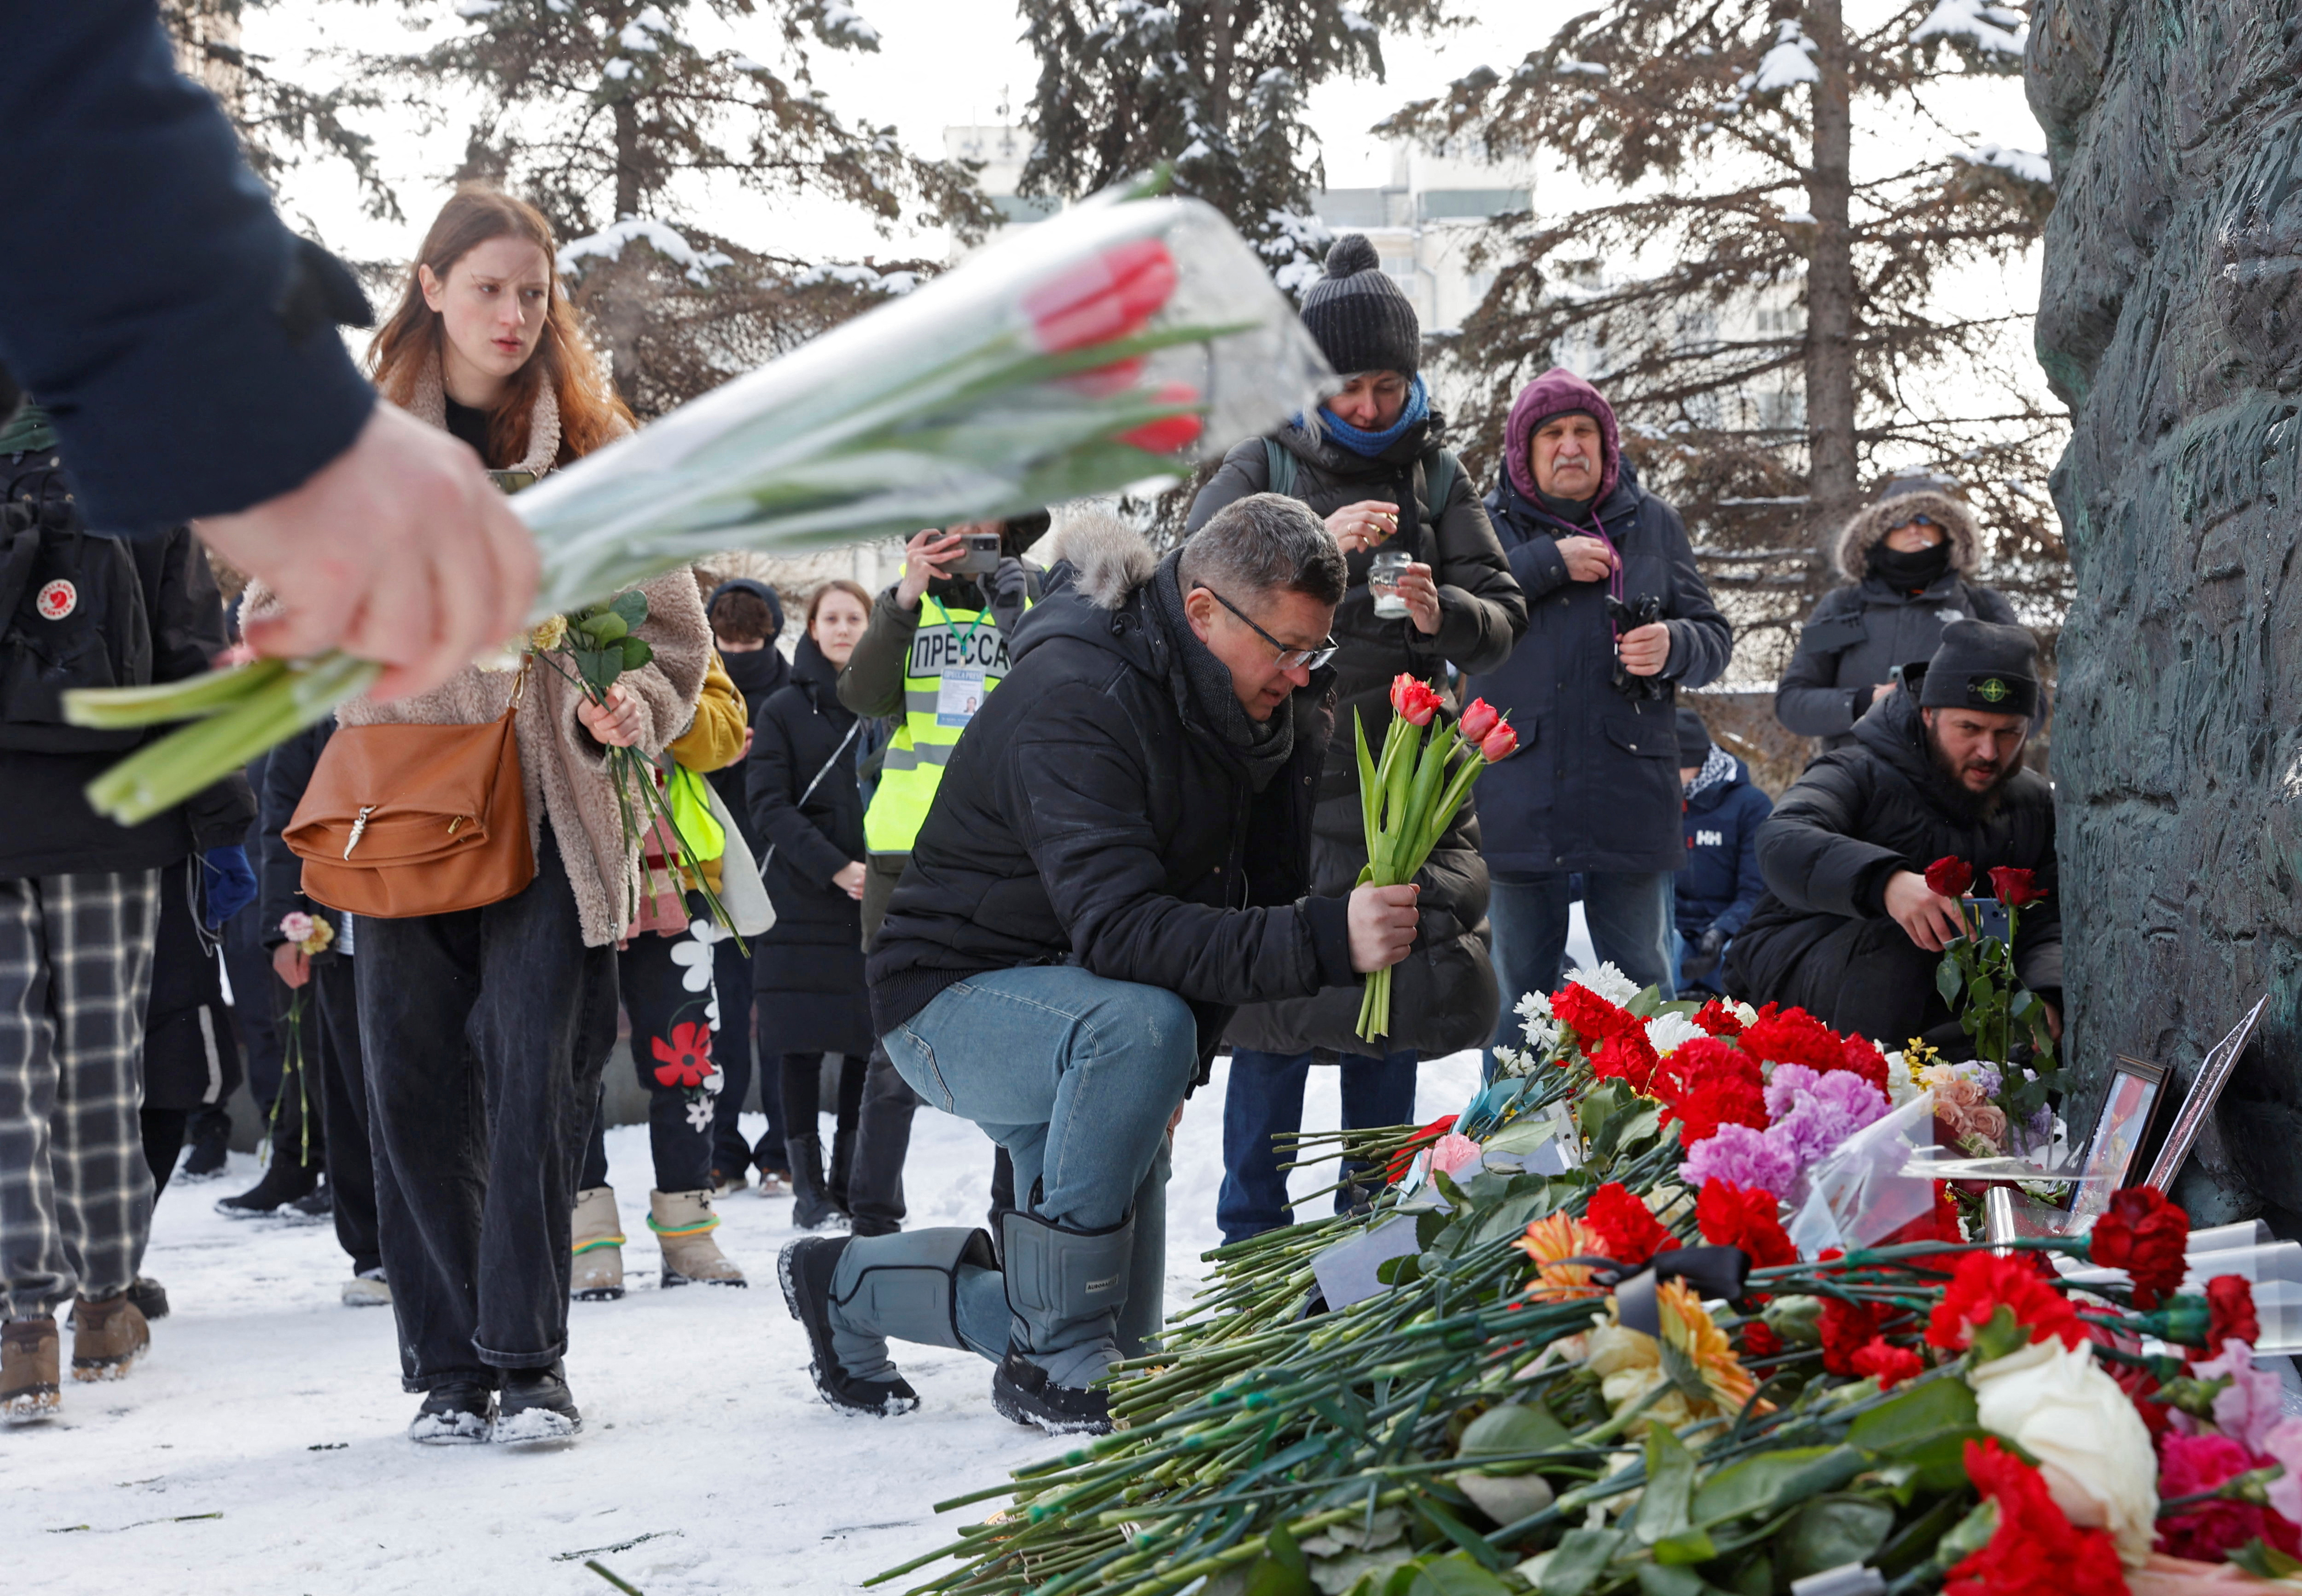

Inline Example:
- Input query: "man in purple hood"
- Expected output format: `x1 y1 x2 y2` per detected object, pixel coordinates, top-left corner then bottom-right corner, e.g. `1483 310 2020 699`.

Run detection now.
1466 369 1731 1046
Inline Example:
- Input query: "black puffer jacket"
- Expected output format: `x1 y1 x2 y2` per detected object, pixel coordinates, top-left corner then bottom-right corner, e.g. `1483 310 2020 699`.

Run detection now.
142 854 243 1112
746 634 871 1056
866 534 1357 1077
1726 688 2062 1000
1184 418 1526 1056
704 578 790 857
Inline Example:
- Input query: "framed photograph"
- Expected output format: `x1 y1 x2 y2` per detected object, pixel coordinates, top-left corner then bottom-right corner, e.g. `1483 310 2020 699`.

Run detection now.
2064 1053 2170 1224
2142 995 2270 1195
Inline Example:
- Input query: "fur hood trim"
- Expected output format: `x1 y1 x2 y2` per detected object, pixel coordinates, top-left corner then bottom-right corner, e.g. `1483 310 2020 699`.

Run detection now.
405 346 563 476
1052 507 1157 610
1834 488 1982 583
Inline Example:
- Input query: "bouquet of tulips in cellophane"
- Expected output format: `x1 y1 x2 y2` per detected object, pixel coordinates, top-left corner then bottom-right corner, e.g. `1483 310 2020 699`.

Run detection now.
63 180 1335 823
1353 673 1518 1042
885 970 2302 1596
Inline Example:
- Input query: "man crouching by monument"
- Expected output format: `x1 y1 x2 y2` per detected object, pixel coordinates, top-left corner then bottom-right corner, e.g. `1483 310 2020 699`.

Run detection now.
1726 619 2063 1045
779 496 1423 1434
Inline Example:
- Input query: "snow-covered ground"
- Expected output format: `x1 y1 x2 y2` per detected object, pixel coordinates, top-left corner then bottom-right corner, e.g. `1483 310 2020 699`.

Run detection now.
5 1049 1485 1595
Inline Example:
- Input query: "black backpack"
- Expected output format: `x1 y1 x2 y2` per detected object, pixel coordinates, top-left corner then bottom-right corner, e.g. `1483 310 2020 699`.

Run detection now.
0 445 154 752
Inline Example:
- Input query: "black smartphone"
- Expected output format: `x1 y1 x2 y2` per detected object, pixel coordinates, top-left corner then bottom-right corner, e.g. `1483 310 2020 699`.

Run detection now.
950 531 1003 575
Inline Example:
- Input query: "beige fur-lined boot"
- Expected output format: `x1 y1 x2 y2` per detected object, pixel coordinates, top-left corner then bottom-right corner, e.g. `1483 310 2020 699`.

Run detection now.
571 1186 627 1302
650 1190 746 1288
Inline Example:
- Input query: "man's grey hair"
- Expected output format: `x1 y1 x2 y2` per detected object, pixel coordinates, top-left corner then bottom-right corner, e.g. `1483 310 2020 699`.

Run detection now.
1178 492 1346 607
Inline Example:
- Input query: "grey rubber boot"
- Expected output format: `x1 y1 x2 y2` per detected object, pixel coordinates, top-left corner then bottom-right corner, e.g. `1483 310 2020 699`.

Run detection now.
781 1228 1004 1416
1115 1143 1169 1359
991 1208 1135 1434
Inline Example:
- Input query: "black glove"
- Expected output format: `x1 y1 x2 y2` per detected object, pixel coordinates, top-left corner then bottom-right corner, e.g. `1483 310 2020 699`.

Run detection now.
1682 926 1727 984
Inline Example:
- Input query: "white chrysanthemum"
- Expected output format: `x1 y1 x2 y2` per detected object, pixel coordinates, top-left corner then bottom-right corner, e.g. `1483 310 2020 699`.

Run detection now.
1644 1011 1705 1057
1883 1050 1923 1107
1523 1018 1561 1055
1567 962 1642 1007
1515 989 1552 1022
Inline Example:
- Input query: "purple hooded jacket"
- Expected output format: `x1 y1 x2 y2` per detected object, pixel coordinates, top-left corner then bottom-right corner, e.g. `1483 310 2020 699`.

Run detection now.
1503 366 1623 508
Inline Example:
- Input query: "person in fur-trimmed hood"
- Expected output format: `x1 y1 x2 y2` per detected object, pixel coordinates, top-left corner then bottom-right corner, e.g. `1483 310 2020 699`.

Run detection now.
1774 476 2017 751
779 498 1424 1438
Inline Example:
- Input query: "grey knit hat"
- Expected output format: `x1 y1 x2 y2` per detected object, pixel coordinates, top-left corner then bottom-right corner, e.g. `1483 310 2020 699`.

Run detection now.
1299 235 1421 378
1918 619 2042 719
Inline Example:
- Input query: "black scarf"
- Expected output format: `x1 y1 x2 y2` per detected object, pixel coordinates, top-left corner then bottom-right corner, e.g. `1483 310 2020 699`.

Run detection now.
719 642 789 713
1147 555 1295 791
1868 539 1954 595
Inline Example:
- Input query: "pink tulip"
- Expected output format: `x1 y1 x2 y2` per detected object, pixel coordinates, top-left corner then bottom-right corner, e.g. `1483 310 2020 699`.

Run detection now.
1480 722 1519 761
1459 698 1499 743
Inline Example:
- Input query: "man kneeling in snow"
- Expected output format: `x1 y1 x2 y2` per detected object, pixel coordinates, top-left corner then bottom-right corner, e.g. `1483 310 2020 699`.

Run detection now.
779 496 1421 1434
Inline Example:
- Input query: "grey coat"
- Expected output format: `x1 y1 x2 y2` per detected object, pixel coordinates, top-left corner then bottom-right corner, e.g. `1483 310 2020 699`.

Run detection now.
1185 418 1528 1058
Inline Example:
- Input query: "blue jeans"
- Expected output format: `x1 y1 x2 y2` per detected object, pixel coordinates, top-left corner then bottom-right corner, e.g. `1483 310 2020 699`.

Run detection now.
1488 873 1675 1059
1218 1048 1418 1245
882 966 1195 1233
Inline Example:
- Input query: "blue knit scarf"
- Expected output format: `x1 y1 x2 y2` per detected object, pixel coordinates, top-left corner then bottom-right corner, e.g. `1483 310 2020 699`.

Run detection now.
1317 376 1431 458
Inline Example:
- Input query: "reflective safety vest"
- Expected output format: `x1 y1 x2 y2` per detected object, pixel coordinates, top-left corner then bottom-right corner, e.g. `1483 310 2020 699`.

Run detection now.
862 593 1023 853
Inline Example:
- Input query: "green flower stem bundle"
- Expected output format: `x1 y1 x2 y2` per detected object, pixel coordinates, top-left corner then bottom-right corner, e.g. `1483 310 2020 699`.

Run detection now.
65 186 1332 825
1355 679 1517 1041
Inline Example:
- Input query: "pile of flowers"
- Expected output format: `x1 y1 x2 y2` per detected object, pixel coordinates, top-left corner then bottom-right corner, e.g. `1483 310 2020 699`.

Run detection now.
882 974 2302 1596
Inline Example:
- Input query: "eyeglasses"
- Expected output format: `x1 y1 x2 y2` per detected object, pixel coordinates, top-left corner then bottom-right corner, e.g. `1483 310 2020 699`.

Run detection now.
1203 588 1338 672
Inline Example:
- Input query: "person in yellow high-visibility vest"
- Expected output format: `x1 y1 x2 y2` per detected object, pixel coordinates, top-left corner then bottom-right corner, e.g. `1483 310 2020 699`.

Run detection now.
836 512 1049 1240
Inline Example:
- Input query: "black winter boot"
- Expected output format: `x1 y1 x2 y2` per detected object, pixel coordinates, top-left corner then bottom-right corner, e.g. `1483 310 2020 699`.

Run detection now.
178 1109 231 1182
786 1133 843 1231
828 1119 857 1218
496 1362 582 1442
407 1380 496 1445
215 1157 321 1218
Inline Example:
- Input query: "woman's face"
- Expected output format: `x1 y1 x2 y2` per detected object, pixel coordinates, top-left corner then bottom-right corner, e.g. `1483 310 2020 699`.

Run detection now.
420 235 552 397
811 591 871 668
1883 515 1946 554
1325 371 1411 432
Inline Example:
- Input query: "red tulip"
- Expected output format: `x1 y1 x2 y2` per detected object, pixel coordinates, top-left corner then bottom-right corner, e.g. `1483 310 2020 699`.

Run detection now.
1115 382 1204 454
1390 673 1442 726
1058 354 1148 398
1924 856 1973 899
1479 722 1518 761
1459 697 1499 743
1022 238 1178 355
1987 866 2046 908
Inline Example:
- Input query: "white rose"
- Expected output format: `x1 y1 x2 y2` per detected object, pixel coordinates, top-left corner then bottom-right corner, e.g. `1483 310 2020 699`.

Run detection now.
1968 1338 2159 1566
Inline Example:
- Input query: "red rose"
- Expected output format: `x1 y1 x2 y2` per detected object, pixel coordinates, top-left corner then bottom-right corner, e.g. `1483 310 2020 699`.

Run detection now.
1588 1027 1662 1095
1691 998 1746 1038
1458 698 1499 743
650 1021 715 1089
2205 1274 2261 1358
1382 1115 1457 1186
1023 237 1177 355
1946 1439 2128 1596
1985 866 2047 908
1925 856 1974 898
1820 1293 1884 1376
2086 1186 2190 1309
1925 1251 2086 1353
1849 1336 1924 1388
1115 382 1205 454
2156 1431 2302 1562
1695 1179 1797 1270
1479 722 1519 762
1586 1181 1680 1266
1552 982 1640 1048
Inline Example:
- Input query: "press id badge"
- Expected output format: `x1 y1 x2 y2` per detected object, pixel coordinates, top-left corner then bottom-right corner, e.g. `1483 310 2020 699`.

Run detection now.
936 666 988 728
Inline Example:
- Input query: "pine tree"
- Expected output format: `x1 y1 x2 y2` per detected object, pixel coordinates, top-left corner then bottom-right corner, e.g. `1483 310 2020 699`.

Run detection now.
364 0 995 413
1017 0 1457 292
1387 0 2066 669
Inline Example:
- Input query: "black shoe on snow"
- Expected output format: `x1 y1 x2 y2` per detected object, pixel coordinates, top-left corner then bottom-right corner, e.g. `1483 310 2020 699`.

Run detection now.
991 1350 1112 1436
215 1161 320 1218
178 1122 230 1182
496 1362 582 1443
407 1381 496 1445
126 1277 170 1323
778 1236 918 1417
285 1180 334 1225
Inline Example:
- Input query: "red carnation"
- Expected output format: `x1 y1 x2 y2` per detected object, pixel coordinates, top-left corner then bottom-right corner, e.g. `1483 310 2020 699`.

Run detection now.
1836 1034 1889 1093
650 1022 715 1089
2205 1274 2261 1358
1925 856 1974 899
1926 1252 2086 1353
1986 866 2047 908
2157 1431 2302 1562
1552 982 1640 1047
1691 998 1746 1038
2087 1186 2190 1309
1945 1439 2128 1596
1588 1027 1662 1095
1740 1320 1783 1359
1587 1182 1680 1266
1697 1180 1797 1270
1850 1336 1924 1388
1382 1115 1456 1186
1738 1004 1853 1075
2110 1359 2174 1440
1665 1073 1770 1146
1820 1293 1884 1376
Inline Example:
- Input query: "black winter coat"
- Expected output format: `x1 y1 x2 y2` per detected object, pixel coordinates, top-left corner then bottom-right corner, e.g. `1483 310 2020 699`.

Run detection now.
255 718 354 949
1466 466 1733 878
1185 419 1526 1056
1775 576 2018 749
866 549 1358 1077
746 635 871 1056
1675 757 1773 940
142 855 243 1112
1726 690 2063 1000
0 443 253 878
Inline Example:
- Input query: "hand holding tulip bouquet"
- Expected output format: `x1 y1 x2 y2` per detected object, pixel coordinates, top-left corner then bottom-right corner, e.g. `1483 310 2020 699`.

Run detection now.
65 188 1333 825
1354 675 1516 1041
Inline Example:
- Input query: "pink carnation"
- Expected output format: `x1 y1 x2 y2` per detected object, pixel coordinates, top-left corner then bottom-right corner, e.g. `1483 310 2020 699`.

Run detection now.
1427 1133 1482 1178
1681 1123 1800 1198
280 911 315 943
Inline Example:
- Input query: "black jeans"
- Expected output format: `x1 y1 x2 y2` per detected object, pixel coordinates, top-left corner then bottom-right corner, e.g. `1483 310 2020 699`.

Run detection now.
846 1041 917 1235
1766 915 1953 1043
141 1106 188 1196
313 957 379 1275
707 935 787 1175
356 836 613 1392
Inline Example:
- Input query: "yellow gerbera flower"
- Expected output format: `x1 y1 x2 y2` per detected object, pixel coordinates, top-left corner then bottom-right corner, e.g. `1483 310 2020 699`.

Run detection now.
1655 1279 1768 1415
1518 1212 1608 1302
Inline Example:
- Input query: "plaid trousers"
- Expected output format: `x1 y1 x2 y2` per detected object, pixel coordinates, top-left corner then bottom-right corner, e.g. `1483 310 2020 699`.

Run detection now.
0 870 161 1320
